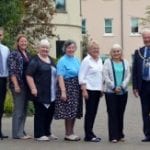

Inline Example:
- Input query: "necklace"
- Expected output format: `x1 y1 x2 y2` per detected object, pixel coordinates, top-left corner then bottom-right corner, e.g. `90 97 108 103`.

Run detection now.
138 48 150 67
138 48 150 60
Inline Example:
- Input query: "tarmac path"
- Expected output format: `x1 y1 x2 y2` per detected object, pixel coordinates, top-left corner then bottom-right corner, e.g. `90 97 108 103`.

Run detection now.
0 87 150 150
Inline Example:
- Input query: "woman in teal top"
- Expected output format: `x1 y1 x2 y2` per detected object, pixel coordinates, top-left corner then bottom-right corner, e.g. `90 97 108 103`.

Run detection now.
113 61 124 94
103 44 131 143
55 40 82 141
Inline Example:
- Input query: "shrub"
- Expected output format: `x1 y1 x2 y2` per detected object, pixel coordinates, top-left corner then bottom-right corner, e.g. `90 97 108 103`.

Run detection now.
4 91 13 117
27 101 34 116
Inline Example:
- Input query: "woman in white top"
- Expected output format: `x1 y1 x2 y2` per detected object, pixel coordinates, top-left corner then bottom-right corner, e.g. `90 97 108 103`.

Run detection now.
103 44 130 143
79 42 103 142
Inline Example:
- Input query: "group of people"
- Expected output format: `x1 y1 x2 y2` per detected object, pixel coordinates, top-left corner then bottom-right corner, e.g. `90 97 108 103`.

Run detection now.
0 26 150 143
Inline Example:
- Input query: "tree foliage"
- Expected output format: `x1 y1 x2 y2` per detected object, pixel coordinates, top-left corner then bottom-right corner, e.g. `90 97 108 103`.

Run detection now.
0 0 23 48
81 34 92 59
20 0 55 50
141 5 150 27
0 0 55 50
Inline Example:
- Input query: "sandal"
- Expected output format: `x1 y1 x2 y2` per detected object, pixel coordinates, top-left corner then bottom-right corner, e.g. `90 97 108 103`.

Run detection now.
20 135 32 140
64 134 80 141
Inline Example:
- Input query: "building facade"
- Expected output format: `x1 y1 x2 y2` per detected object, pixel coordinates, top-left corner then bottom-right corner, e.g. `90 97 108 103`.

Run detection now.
51 0 82 59
81 0 150 62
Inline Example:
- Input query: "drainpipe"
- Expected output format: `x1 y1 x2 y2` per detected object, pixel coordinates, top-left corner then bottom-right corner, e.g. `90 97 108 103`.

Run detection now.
120 0 124 49
80 0 82 16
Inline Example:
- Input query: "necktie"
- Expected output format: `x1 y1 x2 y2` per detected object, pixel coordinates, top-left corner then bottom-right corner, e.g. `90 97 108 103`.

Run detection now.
143 48 150 79
0 49 4 75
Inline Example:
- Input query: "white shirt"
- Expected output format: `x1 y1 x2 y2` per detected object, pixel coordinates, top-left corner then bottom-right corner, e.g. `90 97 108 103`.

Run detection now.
44 66 57 109
79 55 103 91
0 43 10 77
50 66 57 102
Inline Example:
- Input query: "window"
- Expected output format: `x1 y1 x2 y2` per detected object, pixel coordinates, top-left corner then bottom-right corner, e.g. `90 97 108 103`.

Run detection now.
82 19 86 34
104 18 113 34
55 0 66 12
131 18 139 34
56 40 65 58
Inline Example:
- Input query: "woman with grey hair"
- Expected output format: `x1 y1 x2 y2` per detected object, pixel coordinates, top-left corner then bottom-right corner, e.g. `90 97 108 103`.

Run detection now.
26 39 57 141
103 44 130 143
55 40 82 141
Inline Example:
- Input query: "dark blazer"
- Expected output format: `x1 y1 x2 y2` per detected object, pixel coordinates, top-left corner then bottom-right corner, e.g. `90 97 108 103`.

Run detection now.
132 46 145 92
26 55 56 104
8 49 31 89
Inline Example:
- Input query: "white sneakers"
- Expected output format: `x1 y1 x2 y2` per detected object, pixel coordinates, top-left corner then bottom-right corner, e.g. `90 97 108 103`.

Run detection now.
36 136 49 141
36 134 58 141
49 134 58 140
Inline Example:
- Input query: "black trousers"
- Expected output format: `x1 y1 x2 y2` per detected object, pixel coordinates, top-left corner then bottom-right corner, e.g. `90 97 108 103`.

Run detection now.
34 101 55 138
84 90 101 140
140 81 150 138
0 77 7 135
105 92 127 141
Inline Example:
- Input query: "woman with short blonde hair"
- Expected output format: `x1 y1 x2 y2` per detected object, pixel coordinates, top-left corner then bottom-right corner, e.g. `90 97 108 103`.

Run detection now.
79 41 103 142
103 44 130 143
26 39 57 141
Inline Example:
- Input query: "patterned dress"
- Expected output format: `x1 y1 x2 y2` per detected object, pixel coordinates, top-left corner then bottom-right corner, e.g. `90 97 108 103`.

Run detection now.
54 55 83 119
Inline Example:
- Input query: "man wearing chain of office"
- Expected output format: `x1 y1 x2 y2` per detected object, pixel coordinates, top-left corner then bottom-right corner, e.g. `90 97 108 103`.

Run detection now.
132 28 150 142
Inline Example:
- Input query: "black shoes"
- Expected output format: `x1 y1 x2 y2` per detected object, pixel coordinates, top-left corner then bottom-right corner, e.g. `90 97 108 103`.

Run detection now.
141 137 150 142
84 137 101 142
0 134 8 140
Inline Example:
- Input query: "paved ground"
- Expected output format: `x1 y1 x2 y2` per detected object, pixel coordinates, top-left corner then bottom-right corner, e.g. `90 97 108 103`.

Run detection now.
0 87 150 150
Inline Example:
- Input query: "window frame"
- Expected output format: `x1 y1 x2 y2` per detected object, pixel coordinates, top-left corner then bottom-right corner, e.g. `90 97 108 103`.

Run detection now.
55 0 66 13
104 18 113 36
130 17 140 35
82 18 86 34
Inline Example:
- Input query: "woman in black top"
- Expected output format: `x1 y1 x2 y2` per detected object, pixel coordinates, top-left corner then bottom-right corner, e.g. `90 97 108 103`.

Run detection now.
26 39 57 141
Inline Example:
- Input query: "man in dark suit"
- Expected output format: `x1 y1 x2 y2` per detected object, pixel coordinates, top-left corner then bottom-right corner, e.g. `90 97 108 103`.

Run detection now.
132 28 150 142
0 27 9 140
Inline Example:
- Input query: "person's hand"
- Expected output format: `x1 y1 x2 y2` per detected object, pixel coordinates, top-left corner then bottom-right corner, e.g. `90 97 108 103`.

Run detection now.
31 88 37 97
14 86 21 93
82 89 88 100
114 87 121 94
61 91 67 101
133 89 139 98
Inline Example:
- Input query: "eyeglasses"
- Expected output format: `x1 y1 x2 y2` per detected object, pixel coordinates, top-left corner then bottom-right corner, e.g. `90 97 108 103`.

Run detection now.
112 50 121 53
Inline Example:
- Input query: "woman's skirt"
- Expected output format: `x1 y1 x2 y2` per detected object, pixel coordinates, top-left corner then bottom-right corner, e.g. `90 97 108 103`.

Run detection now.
54 77 83 119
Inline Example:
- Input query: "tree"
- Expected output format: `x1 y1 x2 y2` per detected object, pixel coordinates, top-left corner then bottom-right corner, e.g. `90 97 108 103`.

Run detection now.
0 0 23 48
0 0 55 50
82 34 90 59
20 0 55 50
141 5 150 27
